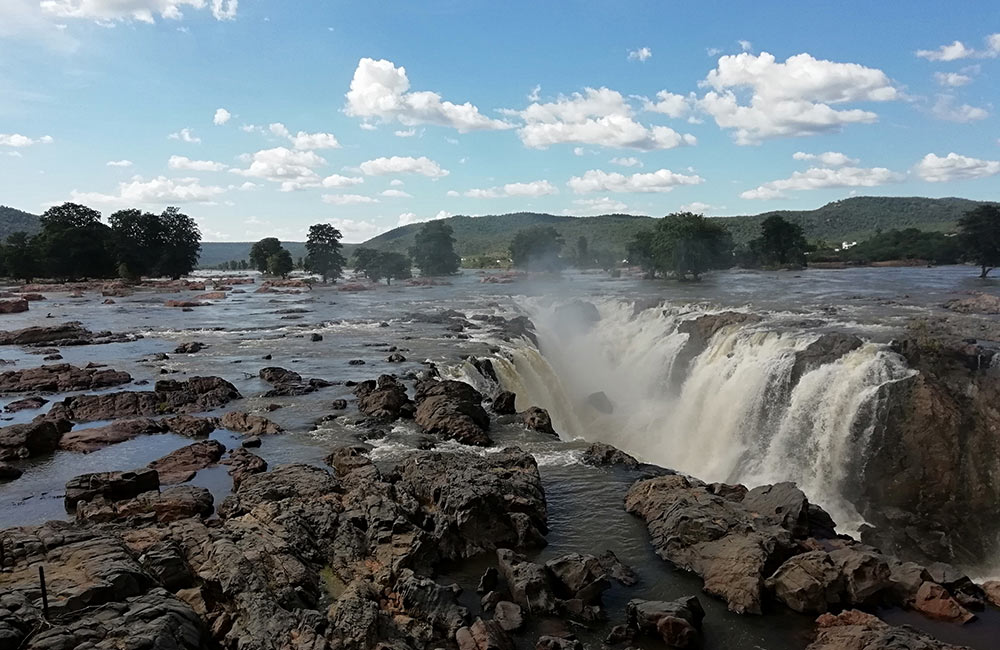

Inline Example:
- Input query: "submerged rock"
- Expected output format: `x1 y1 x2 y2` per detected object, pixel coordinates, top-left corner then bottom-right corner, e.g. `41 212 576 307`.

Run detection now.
0 321 138 347
626 596 705 649
59 417 169 453
582 442 639 469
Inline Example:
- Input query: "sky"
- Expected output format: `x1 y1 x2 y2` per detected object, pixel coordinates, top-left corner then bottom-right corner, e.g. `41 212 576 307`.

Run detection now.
0 1 998 242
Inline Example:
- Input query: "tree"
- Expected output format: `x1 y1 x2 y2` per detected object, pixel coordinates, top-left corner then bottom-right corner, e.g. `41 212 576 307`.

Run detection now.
626 230 656 278
575 236 591 268
959 205 1000 278
267 248 294 277
156 207 201 279
250 237 283 272
410 221 460 276
649 212 733 280
305 223 346 282
36 202 116 279
3 232 37 281
749 215 808 267
352 247 379 279
352 248 411 284
109 208 160 279
510 226 564 271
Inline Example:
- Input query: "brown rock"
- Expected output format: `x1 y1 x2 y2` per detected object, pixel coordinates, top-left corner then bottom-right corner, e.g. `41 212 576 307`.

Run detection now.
76 485 214 524
0 298 28 313
0 419 68 460
355 374 415 421
414 379 491 446
148 440 226 484
220 411 283 435
913 581 975 624
64 467 160 509
0 461 23 481
983 580 1000 608
4 396 49 412
59 418 168 453
223 447 268 488
53 376 241 422
520 406 555 435
0 363 132 393
809 609 969 650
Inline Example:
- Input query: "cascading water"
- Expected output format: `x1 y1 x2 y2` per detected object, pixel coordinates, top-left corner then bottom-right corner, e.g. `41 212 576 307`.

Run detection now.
489 297 916 533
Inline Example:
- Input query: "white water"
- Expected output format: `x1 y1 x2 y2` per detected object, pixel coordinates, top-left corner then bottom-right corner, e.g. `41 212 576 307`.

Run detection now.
490 298 916 533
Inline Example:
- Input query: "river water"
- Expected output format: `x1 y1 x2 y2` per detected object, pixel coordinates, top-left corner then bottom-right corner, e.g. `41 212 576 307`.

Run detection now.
1 266 998 649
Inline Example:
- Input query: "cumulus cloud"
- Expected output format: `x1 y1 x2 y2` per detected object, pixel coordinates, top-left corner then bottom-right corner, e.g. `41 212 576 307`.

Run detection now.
230 147 327 190
40 0 237 23
394 128 418 137
628 47 652 62
464 180 557 198
610 156 643 168
643 91 693 118
792 151 859 166
268 122 340 150
916 34 1000 61
934 72 972 87
397 210 452 227
68 175 225 206
381 189 412 198
321 194 378 205
740 165 903 199
680 201 715 213
698 52 899 144
930 95 989 123
213 108 232 125
168 155 226 172
326 218 387 243
106 159 133 167
0 133 53 147
359 156 449 178
345 58 512 132
321 174 364 188
567 168 704 194
514 87 696 151
914 152 1000 182
168 128 201 144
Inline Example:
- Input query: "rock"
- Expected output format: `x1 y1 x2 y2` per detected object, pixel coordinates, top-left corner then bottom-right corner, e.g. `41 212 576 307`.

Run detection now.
828 547 891 605
355 374 415 421
310 333 323 342
0 419 68 460
0 461 23 481
477 567 499 594
220 411 283 435
493 601 523 631
0 321 137 347
553 300 601 331
492 390 517 415
195 291 227 300
42 353 62 361
259 366 301 384
59 418 169 453
766 551 844 613
889 561 933 604
457 619 516 650
913 581 975 623
51 376 241 422
742 482 810 538
790 333 864 384
331 398 347 410
943 292 1000 314
348 359 366 365
148 440 226 485
520 406 555 435
4 396 49 412
808 609 969 650
497 549 557 614
164 300 207 308
163 414 218 437
223 448 268 488
258 366 331 397
545 553 609 604
77 485 214 524
324 445 373 477
174 342 206 353
386 352 406 362
626 597 705 648
0 363 132 393
982 580 1000 608
395 568 468 635
582 442 639 469
535 636 583 650
597 550 639 586
242 436 261 448
586 391 614 414
414 379 492 446
0 298 28 313
64 467 160 509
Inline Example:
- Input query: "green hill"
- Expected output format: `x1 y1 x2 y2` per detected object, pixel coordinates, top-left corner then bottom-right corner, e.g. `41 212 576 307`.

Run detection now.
0 206 41 240
197 241 311 269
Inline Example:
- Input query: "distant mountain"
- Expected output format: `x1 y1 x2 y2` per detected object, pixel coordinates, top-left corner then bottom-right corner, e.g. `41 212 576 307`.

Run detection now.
197 241 311 269
0 206 41 240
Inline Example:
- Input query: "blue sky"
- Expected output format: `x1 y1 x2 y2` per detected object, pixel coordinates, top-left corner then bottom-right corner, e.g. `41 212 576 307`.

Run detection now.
1 1 998 242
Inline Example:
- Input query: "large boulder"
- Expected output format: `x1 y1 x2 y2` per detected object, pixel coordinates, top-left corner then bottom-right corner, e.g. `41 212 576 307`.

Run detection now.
222 448 268 488
0 363 132 393
0 299 28 314
766 551 845 614
807 609 970 650
220 411 283 435
258 366 331 397
414 379 492 446
50 376 241 422
58 418 168 453
520 406 555 436
0 419 69 460
76 486 214 524
148 440 226 485
582 442 639 469
64 467 160 510
742 482 811 538
0 322 136 347
625 597 705 649
355 374 415 421
496 549 558 614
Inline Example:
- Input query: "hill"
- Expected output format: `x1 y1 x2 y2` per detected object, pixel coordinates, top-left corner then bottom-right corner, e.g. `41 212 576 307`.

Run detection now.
0 206 41 240
197 241 311 269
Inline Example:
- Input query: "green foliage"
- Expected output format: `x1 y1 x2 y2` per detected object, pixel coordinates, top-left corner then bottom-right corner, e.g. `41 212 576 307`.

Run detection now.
410 221 460 276
107 207 200 279
748 215 808 267
250 237 283 273
0 206 41 241
156 207 202 279
352 248 411 284
839 229 962 265
629 213 733 280
36 203 117 280
510 226 564 271
266 248 294 277
958 204 1000 278
305 223 346 282
2 232 38 281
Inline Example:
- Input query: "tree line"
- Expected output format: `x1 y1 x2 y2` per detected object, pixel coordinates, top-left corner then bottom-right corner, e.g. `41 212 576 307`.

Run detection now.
1 202 201 281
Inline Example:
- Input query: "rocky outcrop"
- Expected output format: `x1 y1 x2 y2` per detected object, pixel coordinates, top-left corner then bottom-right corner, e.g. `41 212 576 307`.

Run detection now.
414 379 492 446
582 442 640 469
148 440 226 484
223 448 268 488
0 363 132 393
520 406 555 436
0 462 23 481
492 390 517 415
259 366 332 397
355 374 415 421
64 467 160 509
625 597 705 648
942 292 1000 314
59 418 169 453
0 322 139 347
807 610 970 650
76 486 215 524
4 396 48 412
0 299 28 314
790 333 863 384
0 419 70 460
48 376 241 422
220 411 283 435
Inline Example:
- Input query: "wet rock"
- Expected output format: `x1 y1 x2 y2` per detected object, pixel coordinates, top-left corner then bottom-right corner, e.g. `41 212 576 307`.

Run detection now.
0 461 23 481
553 300 601 332
65 467 160 509
0 363 132 393
535 636 583 650
164 414 218 437
395 568 468 635
597 550 639 586
582 442 639 469
457 619 516 650
828 547 891 605
50 376 241 422
355 374 415 421
325 445 373 477
331 398 347 410
77 485 214 525
0 419 68 460
678 311 761 349
414 379 492 446
174 341 207 354
348 359 366 365
165 300 207 308
242 436 261 448
492 390 517 415
520 406 555 435
0 321 136 347
386 352 406 362
42 353 63 361
0 298 28 313
477 567 499 594
766 551 845 613
223 448 268 488
4 396 48 412
497 549 558 614
493 600 523 631
148 439 226 485
982 580 1000 608
310 333 323 342
808 609 968 650
742 482 811 538
913 581 975 624
626 596 705 648
545 553 609 605
258 366 331 396
220 410 283 435
790 333 864 384
943 292 1000 314
59 417 168 453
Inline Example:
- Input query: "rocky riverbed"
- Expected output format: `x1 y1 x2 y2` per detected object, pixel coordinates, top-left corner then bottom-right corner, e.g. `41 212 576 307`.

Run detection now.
2 268 1000 650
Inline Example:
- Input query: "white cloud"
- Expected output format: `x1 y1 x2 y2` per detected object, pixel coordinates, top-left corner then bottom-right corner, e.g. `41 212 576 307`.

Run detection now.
610 156 643 168
680 201 715 213
168 155 225 172
914 152 1000 182
389 179 404 186
931 95 989 123
570 197 628 214
106 159 133 167
915 34 1000 62
515 87 696 151
628 47 652 62
40 0 237 23
643 90 693 118
573 147 585 156
230 146 326 189
446 190 459 197
792 151 859 166
567 168 704 194
321 174 364 188
740 165 903 199
327 218 387 243
381 189 412 198
738 39 753 52
0 133 53 147
397 210 452 227
345 58 512 132
68 175 225 206
528 85 541 102
168 127 201 144
268 122 340 150
394 128 418 137
934 72 972 87
698 52 899 144
213 108 231 125
359 155 449 178
321 193 379 205
464 180 557 198
6 152 23 158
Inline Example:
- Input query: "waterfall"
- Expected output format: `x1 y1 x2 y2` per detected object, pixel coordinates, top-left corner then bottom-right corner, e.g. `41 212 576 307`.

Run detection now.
490 298 916 533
